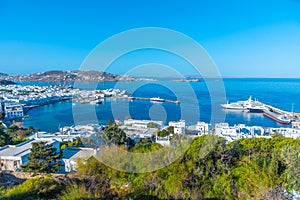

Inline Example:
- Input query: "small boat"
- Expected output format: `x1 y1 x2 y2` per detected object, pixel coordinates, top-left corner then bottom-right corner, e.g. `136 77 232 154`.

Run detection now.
128 97 135 101
150 97 165 103
173 79 200 82
90 99 102 105
95 99 102 104
263 110 291 125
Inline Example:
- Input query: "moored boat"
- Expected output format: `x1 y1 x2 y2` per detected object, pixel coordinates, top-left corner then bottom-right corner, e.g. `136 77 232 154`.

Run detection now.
150 97 165 103
221 96 253 110
128 97 135 101
221 96 266 112
90 99 102 105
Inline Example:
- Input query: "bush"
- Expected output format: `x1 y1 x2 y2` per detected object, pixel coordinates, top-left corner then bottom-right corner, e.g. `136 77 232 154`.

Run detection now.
58 183 102 200
2 176 61 200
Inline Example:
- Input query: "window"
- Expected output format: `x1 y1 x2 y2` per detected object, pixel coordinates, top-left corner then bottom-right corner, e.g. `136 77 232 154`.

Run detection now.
14 161 18 167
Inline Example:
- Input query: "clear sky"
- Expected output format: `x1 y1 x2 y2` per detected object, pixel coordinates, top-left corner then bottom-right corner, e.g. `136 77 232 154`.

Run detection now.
0 0 299 77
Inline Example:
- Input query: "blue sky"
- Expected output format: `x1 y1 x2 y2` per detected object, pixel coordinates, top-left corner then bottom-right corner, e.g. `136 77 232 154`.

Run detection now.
0 0 299 77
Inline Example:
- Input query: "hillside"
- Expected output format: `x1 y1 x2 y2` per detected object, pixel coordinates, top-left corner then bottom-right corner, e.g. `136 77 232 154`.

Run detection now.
0 70 155 82
1 135 300 199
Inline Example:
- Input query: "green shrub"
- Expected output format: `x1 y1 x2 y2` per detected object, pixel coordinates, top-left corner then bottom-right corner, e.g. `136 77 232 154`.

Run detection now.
58 183 101 200
2 176 61 200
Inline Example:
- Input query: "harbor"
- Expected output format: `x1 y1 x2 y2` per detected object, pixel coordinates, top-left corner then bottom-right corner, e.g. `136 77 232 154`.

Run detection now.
221 96 298 125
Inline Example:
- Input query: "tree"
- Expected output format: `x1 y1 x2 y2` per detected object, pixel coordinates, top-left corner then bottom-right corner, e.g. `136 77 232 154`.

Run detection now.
131 138 162 153
107 119 115 127
60 137 82 150
102 124 128 145
21 141 62 173
281 146 300 191
158 129 169 137
147 122 157 128
0 128 11 147
167 126 174 134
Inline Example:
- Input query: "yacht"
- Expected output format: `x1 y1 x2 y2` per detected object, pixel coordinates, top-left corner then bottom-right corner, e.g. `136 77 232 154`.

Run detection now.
150 97 165 103
221 96 253 110
90 99 103 105
247 104 266 113
246 100 266 113
221 96 266 112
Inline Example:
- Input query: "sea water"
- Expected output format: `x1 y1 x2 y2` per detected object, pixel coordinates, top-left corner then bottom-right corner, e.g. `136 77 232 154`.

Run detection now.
22 78 300 132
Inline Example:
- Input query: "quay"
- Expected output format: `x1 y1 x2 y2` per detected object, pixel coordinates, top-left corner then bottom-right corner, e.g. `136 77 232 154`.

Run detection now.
258 101 299 119
260 102 293 116
254 101 298 124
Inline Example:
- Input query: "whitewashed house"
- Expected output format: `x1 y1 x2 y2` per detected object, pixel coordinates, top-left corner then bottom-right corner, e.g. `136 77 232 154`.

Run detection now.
62 147 96 173
196 122 209 135
155 135 171 146
4 103 24 119
124 119 163 129
169 120 186 134
0 138 60 171
214 123 239 142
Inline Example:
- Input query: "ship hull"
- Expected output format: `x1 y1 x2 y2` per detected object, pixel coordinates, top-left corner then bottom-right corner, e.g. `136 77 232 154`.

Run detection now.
263 111 290 125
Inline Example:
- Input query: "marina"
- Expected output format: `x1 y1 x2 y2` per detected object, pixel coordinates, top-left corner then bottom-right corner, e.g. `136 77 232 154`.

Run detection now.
221 96 297 125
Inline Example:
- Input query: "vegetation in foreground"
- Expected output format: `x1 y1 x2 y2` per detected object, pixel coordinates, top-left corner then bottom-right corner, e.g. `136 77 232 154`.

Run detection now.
1 135 300 199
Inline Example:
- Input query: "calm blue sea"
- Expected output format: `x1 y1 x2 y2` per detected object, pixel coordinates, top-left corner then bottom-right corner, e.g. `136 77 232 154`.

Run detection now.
21 78 300 132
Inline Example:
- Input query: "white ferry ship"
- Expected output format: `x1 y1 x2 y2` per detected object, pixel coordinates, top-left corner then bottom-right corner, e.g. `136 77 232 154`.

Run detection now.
221 96 266 113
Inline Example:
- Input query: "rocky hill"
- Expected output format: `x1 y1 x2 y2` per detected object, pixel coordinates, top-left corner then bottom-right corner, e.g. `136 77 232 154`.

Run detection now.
0 70 156 82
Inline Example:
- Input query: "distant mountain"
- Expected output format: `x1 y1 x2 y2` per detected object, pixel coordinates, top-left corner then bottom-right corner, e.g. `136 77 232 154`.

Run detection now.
0 73 8 77
1 70 156 82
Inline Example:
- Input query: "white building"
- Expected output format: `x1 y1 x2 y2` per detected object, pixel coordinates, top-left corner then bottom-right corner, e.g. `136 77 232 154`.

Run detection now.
155 135 170 146
169 120 186 134
214 123 239 142
26 131 80 142
269 128 300 139
196 122 209 134
235 124 265 136
292 121 300 129
59 124 103 137
4 103 24 119
124 119 163 129
0 138 60 171
62 147 96 173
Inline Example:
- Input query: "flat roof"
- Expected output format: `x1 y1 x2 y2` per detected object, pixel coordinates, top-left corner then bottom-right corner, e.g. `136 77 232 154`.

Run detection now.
63 147 95 161
0 138 56 158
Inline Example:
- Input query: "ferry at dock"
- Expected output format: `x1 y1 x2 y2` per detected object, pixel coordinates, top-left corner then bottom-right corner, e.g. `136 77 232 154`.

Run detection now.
221 96 266 112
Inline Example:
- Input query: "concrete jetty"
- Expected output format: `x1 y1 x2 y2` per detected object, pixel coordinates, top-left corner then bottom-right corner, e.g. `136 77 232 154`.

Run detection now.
261 102 292 116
